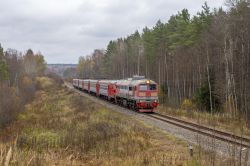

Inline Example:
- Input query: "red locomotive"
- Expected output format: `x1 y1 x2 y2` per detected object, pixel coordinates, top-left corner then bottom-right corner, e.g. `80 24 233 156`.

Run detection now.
73 76 158 112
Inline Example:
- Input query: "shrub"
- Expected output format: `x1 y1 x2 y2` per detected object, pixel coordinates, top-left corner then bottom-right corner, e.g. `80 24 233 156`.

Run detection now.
194 72 220 112
46 72 63 86
181 98 196 111
19 76 36 103
0 84 22 127
36 77 54 90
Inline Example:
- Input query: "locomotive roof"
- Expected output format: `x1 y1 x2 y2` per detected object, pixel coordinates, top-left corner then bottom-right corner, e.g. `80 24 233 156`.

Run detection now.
74 78 157 85
130 79 157 85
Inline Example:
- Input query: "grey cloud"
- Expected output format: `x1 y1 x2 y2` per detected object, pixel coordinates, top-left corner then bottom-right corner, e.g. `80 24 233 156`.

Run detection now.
0 0 224 63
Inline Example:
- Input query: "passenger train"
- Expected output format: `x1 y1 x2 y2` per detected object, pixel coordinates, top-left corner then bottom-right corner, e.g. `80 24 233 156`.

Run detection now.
73 76 158 112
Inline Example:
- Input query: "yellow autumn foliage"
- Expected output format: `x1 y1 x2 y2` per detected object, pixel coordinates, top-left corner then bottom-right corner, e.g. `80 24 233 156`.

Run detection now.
181 98 196 111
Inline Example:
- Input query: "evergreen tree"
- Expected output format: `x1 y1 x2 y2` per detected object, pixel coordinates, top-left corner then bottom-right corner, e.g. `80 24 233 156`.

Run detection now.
0 44 8 81
195 69 220 112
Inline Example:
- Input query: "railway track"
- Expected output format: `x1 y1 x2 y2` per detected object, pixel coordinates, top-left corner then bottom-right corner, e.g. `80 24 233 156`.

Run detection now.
146 113 250 148
66 83 250 149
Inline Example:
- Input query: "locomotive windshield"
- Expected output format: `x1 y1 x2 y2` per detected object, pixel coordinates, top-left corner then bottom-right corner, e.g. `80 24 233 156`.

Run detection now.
139 84 157 91
139 85 147 91
149 84 156 90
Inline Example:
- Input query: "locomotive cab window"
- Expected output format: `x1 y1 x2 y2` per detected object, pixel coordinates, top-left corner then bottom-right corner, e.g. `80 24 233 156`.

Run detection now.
129 87 132 91
139 85 147 91
149 84 156 90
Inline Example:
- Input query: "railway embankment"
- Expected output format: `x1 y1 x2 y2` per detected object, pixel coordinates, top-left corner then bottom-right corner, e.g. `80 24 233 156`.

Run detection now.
0 77 214 165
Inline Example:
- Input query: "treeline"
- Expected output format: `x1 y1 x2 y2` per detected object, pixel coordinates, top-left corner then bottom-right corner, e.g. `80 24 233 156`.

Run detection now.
0 45 46 127
77 1 250 119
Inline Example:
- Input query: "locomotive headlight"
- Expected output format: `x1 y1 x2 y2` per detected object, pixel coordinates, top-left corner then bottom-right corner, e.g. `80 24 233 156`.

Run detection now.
146 80 150 84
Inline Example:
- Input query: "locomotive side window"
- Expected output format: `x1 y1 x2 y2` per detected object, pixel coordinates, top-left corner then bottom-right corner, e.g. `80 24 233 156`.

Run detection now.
149 84 156 90
139 85 147 91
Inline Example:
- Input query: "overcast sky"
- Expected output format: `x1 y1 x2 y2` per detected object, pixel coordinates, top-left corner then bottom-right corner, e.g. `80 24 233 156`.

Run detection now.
0 0 225 64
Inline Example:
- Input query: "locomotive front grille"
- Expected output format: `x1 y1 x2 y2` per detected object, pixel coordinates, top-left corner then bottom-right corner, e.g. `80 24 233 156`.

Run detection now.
151 92 157 97
139 92 146 96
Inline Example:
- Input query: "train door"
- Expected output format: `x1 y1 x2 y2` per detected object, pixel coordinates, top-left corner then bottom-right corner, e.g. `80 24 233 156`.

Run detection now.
133 86 136 96
108 84 116 97
108 84 112 97
111 84 117 96
88 81 90 93
96 82 100 96
128 85 133 98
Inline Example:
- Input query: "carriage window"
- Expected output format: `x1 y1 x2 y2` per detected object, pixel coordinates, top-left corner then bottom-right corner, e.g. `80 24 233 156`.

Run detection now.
139 85 147 91
149 84 156 90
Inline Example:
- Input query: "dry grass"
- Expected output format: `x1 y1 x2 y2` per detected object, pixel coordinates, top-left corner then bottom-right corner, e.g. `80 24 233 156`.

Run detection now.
0 77 234 165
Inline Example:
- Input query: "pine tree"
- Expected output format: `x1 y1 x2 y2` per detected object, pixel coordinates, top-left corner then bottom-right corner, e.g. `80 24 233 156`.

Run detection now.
0 44 8 81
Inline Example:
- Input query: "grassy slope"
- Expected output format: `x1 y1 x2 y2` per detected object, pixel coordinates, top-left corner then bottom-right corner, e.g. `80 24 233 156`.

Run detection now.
0 77 231 165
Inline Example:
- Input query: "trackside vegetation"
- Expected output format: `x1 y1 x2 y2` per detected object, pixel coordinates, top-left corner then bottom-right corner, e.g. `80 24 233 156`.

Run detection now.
0 77 233 165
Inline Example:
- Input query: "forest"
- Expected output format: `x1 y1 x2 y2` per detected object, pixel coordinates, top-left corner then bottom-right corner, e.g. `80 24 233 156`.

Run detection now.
76 1 250 122
0 46 46 127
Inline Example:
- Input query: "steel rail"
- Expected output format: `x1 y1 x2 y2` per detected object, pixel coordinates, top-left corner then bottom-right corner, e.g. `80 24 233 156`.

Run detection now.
153 112 250 143
146 113 250 148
